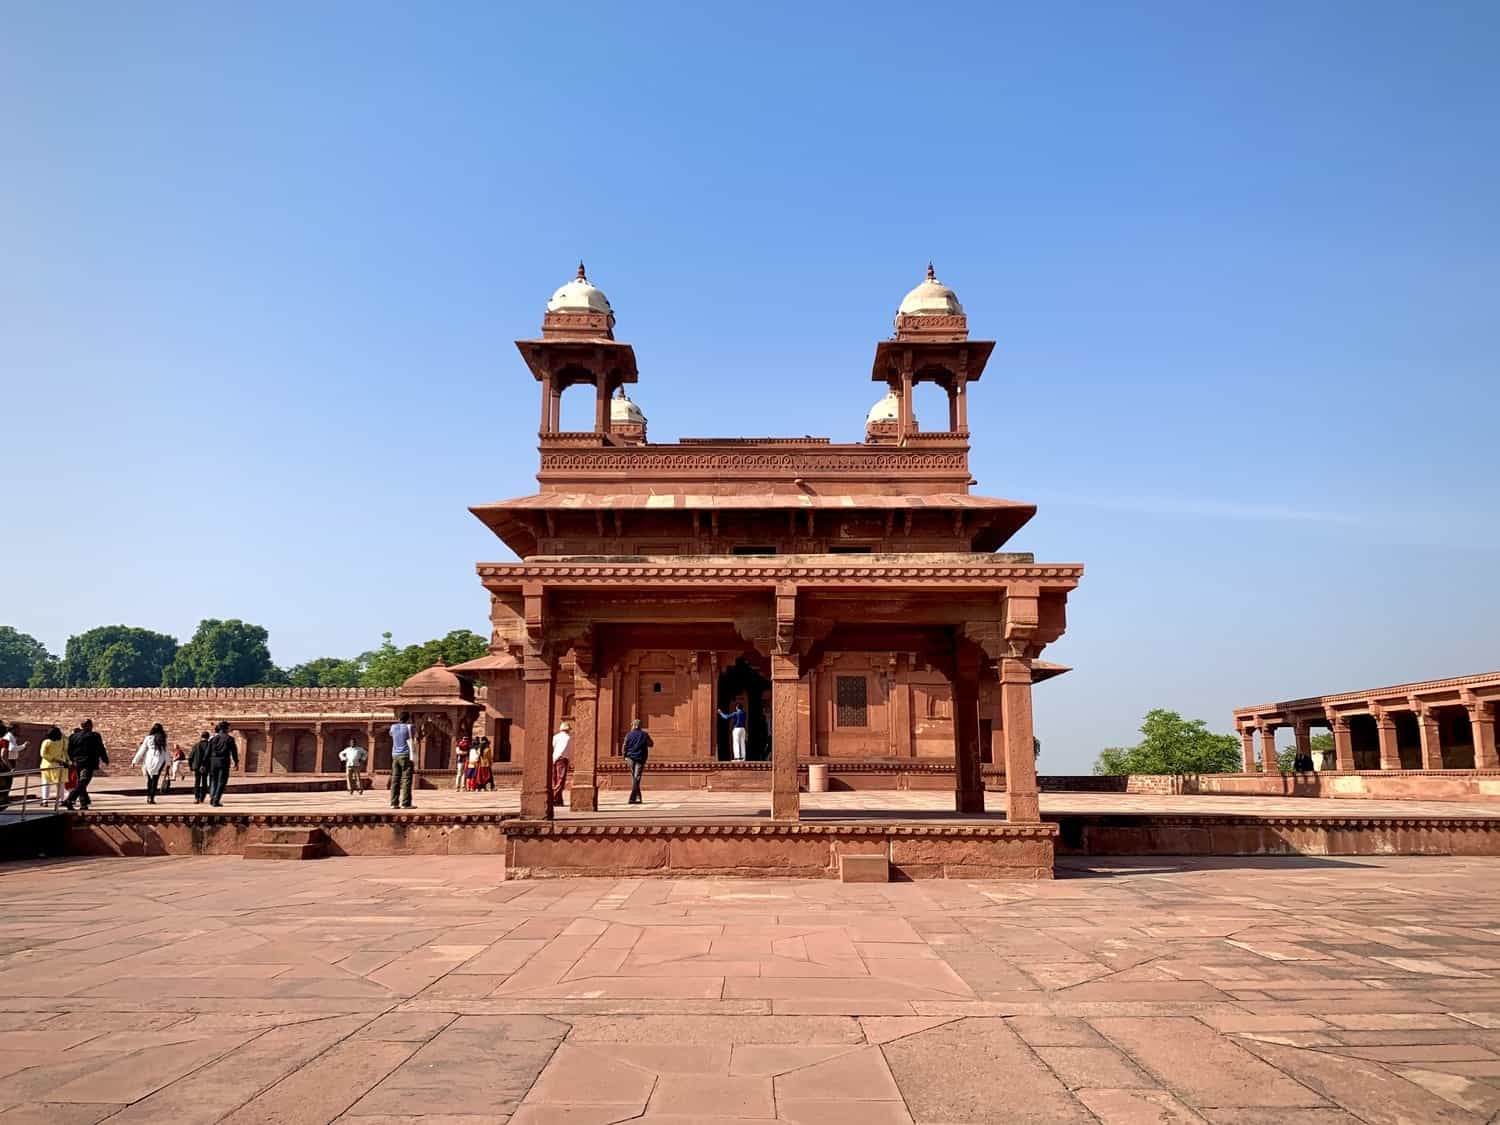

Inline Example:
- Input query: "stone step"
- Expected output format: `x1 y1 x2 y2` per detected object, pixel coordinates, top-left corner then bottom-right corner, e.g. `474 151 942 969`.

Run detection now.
838 853 889 883
243 841 324 860
254 826 324 847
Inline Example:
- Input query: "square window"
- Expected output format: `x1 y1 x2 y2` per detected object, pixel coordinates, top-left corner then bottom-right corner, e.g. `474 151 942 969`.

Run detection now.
835 676 869 728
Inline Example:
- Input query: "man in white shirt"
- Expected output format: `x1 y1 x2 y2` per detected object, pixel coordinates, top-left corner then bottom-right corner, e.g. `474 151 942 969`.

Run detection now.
338 737 366 796
550 721 571 808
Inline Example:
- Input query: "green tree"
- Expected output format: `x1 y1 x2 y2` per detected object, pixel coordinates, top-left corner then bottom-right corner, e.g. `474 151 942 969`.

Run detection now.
286 657 364 687
28 656 63 688
162 619 274 687
0 627 52 687
64 626 179 687
359 630 487 689
1093 709 1242 776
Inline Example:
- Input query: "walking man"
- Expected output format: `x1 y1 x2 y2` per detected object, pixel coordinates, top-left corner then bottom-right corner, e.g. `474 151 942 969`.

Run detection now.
63 719 109 810
189 730 212 803
622 718 653 805
338 736 366 796
389 712 415 809
205 721 238 807
719 699 749 761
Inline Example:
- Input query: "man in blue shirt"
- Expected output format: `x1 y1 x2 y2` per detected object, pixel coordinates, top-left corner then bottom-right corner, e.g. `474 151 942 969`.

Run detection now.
622 718 653 804
389 711 415 809
718 701 748 761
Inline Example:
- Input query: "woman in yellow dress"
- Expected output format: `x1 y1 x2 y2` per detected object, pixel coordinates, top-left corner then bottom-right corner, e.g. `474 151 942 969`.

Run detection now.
39 726 68 803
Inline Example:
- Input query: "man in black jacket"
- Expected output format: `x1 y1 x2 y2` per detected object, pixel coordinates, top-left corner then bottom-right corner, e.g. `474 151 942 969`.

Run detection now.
62 719 109 810
205 721 238 807
189 730 212 804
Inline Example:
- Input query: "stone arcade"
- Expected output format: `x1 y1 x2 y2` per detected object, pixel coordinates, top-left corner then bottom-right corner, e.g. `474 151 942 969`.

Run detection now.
454 264 1084 828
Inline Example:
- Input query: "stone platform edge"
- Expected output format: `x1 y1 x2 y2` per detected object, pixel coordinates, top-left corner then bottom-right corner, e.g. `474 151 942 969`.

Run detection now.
1047 811 1500 857
502 819 1058 880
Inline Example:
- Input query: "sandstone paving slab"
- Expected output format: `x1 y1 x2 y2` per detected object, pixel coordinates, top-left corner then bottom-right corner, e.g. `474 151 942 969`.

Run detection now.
882 1017 1089 1123
778 1101 915 1124
0 1104 127 1124
1035 1045 1158 1089
858 1015 959 1044
647 1073 774 1118
1075 1088 1207 1124
524 1044 655 1108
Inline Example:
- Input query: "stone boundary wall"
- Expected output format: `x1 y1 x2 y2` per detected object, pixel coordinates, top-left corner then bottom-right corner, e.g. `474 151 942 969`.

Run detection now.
0 688 395 768
1042 772 1500 802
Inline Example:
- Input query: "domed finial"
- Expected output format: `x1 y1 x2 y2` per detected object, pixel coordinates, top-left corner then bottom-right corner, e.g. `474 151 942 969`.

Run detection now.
926 261 936 281
576 260 588 281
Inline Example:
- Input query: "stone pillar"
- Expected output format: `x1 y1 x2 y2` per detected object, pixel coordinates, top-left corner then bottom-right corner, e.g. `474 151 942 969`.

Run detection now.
1240 728 1256 773
1468 699 1498 770
521 650 554 820
1259 726 1278 773
569 648 599 812
954 377 968 432
947 385 960 431
539 374 554 434
594 377 609 434
953 642 984 814
999 654 1040 823
314 722 327 774
1413 701 1442 770
549 383 562 433
899 369 913 441
1327 712 1354 771
1293 721 1311 769
890 654 914 758
693 652 713 759
1374 708 1400 771
770 653 801 821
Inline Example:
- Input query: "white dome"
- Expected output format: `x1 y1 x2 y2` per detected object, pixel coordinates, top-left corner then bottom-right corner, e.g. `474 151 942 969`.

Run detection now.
611 388 646 425
866 389 912 426
897 264 963 317
546 263 613 318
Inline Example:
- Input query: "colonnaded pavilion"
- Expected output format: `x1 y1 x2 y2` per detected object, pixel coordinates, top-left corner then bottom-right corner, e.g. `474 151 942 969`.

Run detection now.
450 264 1083 824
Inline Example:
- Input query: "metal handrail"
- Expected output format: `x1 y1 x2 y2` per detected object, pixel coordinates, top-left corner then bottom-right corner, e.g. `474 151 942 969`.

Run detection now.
0 767 65 816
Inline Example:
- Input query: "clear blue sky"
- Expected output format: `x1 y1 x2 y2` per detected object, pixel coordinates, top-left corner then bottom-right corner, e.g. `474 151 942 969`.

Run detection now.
4 2 1497 772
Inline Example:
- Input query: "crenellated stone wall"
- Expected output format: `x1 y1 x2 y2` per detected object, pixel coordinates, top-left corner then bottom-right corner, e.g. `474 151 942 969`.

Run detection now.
0 688 397 768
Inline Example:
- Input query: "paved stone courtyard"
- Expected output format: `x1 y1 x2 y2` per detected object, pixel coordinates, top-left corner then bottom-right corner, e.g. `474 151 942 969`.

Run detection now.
3 856 1500 1122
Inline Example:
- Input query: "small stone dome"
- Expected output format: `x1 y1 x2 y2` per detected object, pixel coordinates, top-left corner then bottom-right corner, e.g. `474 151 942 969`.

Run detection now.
399 657 470 700
611 387 646 426
865 389 914 427
546 262 614 320
897 263 964 317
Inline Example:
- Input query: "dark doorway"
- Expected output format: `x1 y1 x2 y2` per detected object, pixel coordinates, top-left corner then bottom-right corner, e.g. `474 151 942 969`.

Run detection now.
717 656 772 761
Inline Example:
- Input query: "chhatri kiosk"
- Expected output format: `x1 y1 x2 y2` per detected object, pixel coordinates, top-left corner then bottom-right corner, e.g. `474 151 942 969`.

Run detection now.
460 265 1083 841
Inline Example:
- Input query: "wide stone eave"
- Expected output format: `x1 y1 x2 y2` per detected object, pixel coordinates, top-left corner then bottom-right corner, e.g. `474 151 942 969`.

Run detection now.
469 492 1037 556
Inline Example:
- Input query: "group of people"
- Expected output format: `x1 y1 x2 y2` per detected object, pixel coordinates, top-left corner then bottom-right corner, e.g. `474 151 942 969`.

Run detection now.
454 734 498 792
0 719 242 810
123 721 240 807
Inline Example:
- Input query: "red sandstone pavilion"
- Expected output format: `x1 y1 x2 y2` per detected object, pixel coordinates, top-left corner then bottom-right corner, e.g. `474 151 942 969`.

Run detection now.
451 264 1083 825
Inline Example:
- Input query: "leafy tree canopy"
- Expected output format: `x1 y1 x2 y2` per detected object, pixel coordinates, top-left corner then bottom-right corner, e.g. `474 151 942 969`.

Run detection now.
0 626 51 688
64 626 178 687
162 619 274 688
28 656 63 689
359 630 487 689
1093 709 1242 776
286 657 364 688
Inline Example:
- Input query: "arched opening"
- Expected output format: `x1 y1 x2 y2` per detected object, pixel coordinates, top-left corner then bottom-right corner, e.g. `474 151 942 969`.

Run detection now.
717 656 772 761
910 382 949 434
558 381 600 433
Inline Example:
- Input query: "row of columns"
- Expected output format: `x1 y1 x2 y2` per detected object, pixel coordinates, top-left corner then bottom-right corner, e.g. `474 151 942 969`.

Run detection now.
1240 696 1499 772
887 373 970 442
225 719 388 774
516 638 1041 824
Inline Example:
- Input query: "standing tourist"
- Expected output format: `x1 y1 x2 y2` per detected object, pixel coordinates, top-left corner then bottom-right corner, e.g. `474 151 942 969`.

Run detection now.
189 730 212 804
39 726 68 803
389 712 415 809
131 723 171 804
163 743 186 794
205 721 238 807
622 718 653 805
477 736 496 791
454 735 471 790
719 699 749 762
550 721 571 808
465 737 481 790
62 719 108 810
0 735 12 808
338 736 366 796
